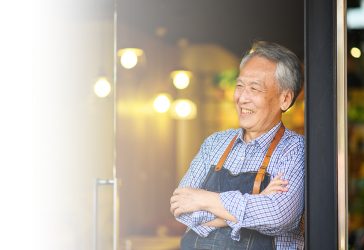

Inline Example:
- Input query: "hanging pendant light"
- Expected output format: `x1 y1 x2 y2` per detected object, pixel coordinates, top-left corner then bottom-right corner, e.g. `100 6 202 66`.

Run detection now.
118 48 144 69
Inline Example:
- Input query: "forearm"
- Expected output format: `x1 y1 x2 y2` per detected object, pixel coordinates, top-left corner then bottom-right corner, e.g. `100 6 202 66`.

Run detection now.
175 207 227 229
171 187 236 221
173 191 230 228
202 191 237 222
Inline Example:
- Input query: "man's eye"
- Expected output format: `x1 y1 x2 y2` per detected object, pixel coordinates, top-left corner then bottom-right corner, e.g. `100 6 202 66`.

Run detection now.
251 87 262 92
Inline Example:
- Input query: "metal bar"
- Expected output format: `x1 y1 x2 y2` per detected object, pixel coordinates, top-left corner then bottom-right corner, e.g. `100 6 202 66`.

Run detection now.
112 0 119 249
94 179 99 250
113 177 119 250
94 179 115 250
98 179 115 185
336 0 348 249
94 0 120 249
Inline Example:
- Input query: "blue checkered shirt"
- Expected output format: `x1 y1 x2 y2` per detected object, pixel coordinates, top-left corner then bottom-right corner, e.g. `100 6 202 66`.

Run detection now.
177 122 304 249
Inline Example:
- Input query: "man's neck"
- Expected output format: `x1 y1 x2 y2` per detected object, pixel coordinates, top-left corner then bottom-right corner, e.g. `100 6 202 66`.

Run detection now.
243 121 281 143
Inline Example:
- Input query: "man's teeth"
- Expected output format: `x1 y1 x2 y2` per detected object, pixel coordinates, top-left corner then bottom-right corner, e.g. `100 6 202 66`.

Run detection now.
241 109 253 114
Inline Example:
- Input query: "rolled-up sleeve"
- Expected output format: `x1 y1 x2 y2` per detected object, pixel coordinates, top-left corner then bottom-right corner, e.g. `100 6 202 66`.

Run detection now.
176 211 216 237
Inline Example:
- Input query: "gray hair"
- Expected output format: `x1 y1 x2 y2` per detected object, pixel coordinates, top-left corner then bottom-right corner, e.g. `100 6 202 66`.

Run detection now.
240 41 303 108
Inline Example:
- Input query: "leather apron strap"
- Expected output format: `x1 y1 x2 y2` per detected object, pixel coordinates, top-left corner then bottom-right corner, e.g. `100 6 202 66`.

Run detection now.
214 135 238 171
214 124 285 194
252 125 285 194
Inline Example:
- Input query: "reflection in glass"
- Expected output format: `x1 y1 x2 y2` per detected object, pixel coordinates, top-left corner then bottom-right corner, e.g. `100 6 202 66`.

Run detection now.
94 77 112 98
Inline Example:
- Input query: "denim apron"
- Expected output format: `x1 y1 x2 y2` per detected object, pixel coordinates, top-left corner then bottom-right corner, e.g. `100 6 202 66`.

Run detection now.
180 125 285 250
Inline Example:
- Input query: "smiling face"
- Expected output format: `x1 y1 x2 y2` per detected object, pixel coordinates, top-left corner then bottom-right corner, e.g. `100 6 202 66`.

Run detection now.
234 56 293 141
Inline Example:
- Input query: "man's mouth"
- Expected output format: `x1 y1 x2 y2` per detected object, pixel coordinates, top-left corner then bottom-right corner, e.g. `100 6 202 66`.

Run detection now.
240 108 254 114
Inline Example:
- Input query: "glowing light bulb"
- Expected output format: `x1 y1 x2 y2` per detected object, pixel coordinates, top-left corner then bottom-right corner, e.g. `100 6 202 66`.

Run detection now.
94 77 111 98
118 48 143 69
351 47 361 58
171 71 191 90
120 50 138 69
175 101 191 117
153 94 171 113
172 99 197 119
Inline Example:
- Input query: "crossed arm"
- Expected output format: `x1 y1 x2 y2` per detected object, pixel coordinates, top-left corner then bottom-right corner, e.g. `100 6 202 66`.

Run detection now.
170 132 304 238
170 173 289 228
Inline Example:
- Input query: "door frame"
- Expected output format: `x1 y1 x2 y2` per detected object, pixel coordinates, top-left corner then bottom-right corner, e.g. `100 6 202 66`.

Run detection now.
305 0 347 248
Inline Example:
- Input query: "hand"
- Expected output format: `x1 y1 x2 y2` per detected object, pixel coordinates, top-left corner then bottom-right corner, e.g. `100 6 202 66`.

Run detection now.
170 188 209 217
260 173 289 195
170 188 236 222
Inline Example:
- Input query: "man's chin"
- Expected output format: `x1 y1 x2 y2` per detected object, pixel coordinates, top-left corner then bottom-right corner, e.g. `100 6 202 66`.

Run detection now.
238 123 253 130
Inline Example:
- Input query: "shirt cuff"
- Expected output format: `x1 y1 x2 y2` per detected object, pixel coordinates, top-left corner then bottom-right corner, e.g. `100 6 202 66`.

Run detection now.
176 211 216 228
191 210 216 225
190 224 216 237
220 191 249 241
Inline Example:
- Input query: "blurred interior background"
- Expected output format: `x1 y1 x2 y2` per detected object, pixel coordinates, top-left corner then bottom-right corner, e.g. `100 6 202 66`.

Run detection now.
29 0 364 249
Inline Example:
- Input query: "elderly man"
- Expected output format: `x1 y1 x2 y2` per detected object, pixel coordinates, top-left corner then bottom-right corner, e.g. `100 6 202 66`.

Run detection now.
170 41 304 249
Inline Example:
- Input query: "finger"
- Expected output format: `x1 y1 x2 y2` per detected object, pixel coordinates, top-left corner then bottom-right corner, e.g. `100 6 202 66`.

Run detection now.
269 184 288 191
271 177 289 184
170 195 179 204
170 202 178 214
273 173 283 180
262 183 289 194
173 188 182 195
267 187 282 193
271 186 289 193
173 187 192 195
174 207 184 217
270 179 289 186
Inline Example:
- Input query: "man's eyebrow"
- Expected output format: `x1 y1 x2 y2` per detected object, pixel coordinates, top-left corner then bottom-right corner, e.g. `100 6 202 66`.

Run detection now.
250 81 263 86
235 78 266 89
236 78 263 85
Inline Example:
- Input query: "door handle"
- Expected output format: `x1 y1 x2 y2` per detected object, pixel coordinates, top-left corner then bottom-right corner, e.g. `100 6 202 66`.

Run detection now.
94 178 119 250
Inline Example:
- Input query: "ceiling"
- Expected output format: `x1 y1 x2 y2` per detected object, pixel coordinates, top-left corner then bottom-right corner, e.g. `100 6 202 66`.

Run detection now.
116 0 304 59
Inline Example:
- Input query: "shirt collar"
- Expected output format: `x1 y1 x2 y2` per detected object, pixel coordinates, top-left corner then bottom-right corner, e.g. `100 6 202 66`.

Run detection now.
236 121 282 149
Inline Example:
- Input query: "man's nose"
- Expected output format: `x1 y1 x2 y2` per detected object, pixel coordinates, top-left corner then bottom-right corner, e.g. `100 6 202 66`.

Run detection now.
237 89 250 104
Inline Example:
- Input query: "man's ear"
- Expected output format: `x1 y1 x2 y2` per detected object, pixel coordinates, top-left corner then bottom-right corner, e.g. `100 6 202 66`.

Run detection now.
280 90 294 112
